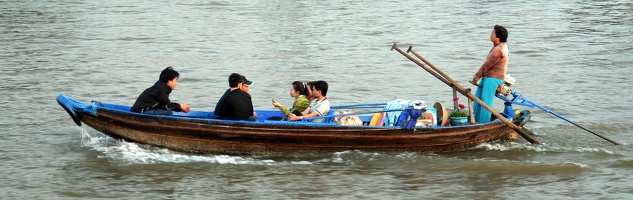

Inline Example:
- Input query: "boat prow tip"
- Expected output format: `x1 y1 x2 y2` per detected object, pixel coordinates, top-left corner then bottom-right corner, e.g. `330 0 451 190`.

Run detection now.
56 94 83 126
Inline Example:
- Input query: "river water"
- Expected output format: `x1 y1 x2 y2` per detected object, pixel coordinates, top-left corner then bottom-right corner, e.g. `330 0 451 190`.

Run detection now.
2 0 632 199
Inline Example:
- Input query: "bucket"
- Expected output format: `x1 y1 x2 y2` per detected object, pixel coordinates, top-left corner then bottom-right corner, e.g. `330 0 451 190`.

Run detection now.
449 117 470 126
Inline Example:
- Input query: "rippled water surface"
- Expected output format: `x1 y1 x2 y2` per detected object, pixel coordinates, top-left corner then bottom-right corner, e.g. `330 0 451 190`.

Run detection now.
1 0 632 199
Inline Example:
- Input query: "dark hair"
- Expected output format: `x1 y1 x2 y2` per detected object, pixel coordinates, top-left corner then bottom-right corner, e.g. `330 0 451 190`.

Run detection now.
494 25 508 42
306 81 316 88
306 81 316 98
159 66 179 83
228 73 243 87
312 80 328 96
291 81 307 95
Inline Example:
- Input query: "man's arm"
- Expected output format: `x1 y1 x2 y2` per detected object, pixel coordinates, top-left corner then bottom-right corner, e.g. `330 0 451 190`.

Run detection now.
288 107 311 121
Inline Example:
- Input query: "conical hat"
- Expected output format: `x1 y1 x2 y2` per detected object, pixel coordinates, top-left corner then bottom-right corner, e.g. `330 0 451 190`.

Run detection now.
433 102 449 126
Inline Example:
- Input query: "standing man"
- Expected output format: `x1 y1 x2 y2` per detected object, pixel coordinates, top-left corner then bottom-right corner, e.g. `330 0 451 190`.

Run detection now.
288 80 330 122
471 25 509 123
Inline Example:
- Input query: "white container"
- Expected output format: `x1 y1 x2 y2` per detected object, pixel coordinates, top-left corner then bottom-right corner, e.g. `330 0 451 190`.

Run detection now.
416 108 437 126
504 73 516 85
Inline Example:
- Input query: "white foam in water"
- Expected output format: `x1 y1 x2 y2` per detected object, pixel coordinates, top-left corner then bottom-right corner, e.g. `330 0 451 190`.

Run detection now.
562 161 590 168
475 142 540 151
475 141 616 155
567 146 615 154
78 128 291 165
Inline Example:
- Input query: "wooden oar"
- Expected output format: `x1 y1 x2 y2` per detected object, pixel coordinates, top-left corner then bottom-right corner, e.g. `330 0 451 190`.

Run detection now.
387 45 462 112
390 44 451 85
391 43 540 144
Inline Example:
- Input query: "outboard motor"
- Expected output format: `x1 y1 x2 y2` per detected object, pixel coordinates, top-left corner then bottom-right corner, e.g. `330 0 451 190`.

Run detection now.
496 74 516 97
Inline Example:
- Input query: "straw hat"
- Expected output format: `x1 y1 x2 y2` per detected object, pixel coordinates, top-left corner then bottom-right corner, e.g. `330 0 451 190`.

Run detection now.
433 102 449 126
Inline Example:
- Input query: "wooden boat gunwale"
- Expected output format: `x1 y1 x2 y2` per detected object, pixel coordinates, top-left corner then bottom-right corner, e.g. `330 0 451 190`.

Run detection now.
57 93 528 155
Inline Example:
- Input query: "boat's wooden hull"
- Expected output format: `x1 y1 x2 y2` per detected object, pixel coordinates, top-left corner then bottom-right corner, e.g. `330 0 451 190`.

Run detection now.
57 93 527 155
76 108 519 155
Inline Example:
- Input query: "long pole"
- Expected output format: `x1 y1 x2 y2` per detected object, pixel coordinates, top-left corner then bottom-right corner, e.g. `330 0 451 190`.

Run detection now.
506 91 621 145
392 43 540 144
571 123 620 145
391 44 451 85
521 94 620 144
472 77 620 145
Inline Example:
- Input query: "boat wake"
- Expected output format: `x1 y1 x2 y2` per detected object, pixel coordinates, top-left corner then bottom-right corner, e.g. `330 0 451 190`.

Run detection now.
475 141 617 155
75 126 622 167
77 128 311 166
76 129 413 166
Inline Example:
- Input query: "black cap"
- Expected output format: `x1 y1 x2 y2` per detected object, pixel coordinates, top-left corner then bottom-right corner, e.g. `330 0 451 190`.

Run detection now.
241 76 253 86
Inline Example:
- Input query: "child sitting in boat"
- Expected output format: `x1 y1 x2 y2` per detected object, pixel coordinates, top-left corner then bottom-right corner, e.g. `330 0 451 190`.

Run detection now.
130 66 190 115
288 80 330 122
272 81 310 117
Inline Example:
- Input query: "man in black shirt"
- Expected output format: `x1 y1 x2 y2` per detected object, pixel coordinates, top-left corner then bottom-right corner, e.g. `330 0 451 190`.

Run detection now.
212 73 257 121
131 67 190 115
210 73 242 119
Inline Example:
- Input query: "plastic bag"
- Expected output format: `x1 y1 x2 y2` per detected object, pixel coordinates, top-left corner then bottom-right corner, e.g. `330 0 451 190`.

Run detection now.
334 109 363 126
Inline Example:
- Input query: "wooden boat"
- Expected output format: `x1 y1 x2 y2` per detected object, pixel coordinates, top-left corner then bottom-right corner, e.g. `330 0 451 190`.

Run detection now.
56 43 622 154
56 93 532 155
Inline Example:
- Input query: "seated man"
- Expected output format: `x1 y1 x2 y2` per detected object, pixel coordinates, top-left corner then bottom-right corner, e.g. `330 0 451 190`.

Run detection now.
210 73 242 119
130 67 190 115
288 80 329 122
214 74 257 121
